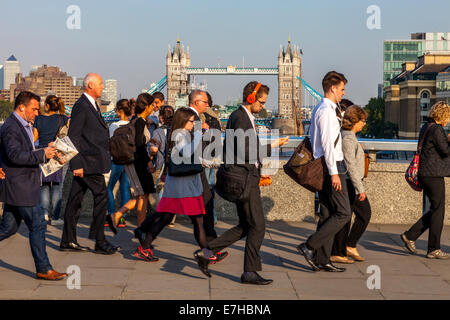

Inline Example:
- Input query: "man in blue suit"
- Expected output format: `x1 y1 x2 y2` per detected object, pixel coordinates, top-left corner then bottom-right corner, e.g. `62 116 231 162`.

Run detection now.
0 91 67 280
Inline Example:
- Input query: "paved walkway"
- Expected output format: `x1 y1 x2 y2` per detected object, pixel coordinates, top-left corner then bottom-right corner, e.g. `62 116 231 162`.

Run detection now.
0 217 449 300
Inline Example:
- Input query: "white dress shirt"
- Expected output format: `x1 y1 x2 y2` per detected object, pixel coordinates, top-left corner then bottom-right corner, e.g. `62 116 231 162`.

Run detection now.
309 98 343 176
83 92 99 111
241 105 259 167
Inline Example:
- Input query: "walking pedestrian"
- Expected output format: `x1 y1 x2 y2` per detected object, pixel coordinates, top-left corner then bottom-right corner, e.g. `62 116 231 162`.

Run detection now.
401 101 450 259
33 95 69 226
297 71 352 272
132 107 209 262
330 105 371 263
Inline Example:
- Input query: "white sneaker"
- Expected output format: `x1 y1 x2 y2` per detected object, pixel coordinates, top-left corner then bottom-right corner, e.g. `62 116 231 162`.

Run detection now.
51 219 64 226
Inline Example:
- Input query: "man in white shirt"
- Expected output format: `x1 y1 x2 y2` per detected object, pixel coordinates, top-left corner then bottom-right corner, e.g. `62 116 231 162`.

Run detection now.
298 71 352 272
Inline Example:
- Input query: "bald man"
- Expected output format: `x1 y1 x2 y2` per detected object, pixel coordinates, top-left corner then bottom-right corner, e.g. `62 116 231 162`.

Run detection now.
60 73 117 255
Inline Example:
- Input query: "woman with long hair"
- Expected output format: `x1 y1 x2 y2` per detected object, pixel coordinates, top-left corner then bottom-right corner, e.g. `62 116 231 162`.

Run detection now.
133 107 208 263
107 93 155 232
33 95 69 225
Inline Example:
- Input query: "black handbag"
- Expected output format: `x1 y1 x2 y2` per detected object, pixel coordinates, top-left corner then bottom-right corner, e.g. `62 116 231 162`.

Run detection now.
166 139 203 177
168 159 203 177
215 165 251 203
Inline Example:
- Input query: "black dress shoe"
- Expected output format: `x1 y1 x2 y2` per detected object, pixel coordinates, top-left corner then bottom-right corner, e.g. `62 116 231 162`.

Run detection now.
193 250 211 278
318 263 346 272
105 215 117 235
297 243 320 271
240 272 273 285
59 242 90 252
94 240 118 255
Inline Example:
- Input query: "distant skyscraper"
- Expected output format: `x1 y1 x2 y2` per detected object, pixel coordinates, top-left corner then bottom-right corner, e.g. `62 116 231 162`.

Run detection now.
3 55 21 90
0 65 3 89
101 79 117 111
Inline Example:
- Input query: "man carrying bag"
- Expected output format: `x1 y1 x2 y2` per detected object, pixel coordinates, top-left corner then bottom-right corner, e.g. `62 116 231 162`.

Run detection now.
194 81 288 285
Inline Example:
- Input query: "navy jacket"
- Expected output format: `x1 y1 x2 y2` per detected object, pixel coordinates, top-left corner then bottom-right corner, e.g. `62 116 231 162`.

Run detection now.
68 94 111 174
0 113 46 206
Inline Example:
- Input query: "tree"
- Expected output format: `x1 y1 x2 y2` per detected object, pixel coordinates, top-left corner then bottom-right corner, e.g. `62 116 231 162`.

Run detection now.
361 97 398 138
0 100 14 121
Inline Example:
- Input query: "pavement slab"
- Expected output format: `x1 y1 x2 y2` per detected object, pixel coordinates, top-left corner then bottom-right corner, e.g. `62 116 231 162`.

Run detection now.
0 218 449 300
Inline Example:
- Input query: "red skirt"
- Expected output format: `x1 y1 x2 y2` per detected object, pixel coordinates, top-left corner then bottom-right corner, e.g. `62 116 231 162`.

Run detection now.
156 195 205 216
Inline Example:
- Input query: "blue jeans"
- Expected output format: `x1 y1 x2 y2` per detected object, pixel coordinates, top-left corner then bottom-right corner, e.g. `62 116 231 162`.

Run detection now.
40 183 62 220
0 204 52 273
107 162 131 215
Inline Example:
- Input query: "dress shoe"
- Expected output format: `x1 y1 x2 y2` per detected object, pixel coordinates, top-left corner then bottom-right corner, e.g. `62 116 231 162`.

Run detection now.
400 233 416 254
297 243 320 271
193 249 211 278
318 263 346 272
346 247 365 262
94 240 118 255
330 255 355 264
240 272 273 285
105 214 117 235
59 242 90 252
36 269 68 281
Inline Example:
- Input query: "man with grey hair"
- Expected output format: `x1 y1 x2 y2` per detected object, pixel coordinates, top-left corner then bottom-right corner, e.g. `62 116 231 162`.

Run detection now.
60 73 117 255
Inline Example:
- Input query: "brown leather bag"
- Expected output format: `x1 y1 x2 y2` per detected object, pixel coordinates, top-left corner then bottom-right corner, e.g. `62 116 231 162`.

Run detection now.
283 135 339 192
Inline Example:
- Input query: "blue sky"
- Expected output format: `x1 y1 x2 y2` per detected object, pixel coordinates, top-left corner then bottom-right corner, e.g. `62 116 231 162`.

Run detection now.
1 0 449 109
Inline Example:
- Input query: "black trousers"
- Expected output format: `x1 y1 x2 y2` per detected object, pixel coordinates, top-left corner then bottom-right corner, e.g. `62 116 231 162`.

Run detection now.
308 172 352 265
208 168 265 272
61 174 108 243
200 170 217 242
405 176 446 253
331 179 372 256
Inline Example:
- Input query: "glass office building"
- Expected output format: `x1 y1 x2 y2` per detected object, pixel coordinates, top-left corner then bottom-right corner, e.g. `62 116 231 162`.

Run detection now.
383 32 450 89
383 40 424 88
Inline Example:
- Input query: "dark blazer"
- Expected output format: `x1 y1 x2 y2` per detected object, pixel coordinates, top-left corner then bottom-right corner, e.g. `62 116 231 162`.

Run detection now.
418 120 450 177
0 113 46 206
68 94 111 174
223 106 271 172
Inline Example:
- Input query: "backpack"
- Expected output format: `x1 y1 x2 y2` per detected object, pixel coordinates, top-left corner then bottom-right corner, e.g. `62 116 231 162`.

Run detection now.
110 119 138 165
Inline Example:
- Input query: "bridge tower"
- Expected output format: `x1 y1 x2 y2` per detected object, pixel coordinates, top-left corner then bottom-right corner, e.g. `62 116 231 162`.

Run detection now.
277 37 301 117
166 38 191 107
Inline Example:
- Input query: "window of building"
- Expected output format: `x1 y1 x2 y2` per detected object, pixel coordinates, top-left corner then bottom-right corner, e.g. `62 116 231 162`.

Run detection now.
420 90 431 111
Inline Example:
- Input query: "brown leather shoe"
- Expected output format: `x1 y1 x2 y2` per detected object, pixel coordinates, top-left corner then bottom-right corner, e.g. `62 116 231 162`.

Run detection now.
346 247 365 262
330 255 355 264
36 269 68 281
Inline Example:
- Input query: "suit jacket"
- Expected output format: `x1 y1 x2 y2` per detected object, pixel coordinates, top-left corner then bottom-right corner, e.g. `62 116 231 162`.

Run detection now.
0 113 46 206
68 94 111 174
223 106 271 173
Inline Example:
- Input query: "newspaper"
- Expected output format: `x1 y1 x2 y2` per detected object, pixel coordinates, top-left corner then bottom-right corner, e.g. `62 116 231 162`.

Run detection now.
40 136 78 177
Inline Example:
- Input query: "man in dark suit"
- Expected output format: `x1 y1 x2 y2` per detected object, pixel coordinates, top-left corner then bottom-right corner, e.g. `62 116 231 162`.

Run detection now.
60 73 117 254
194 82 288 284
0 91 67 280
